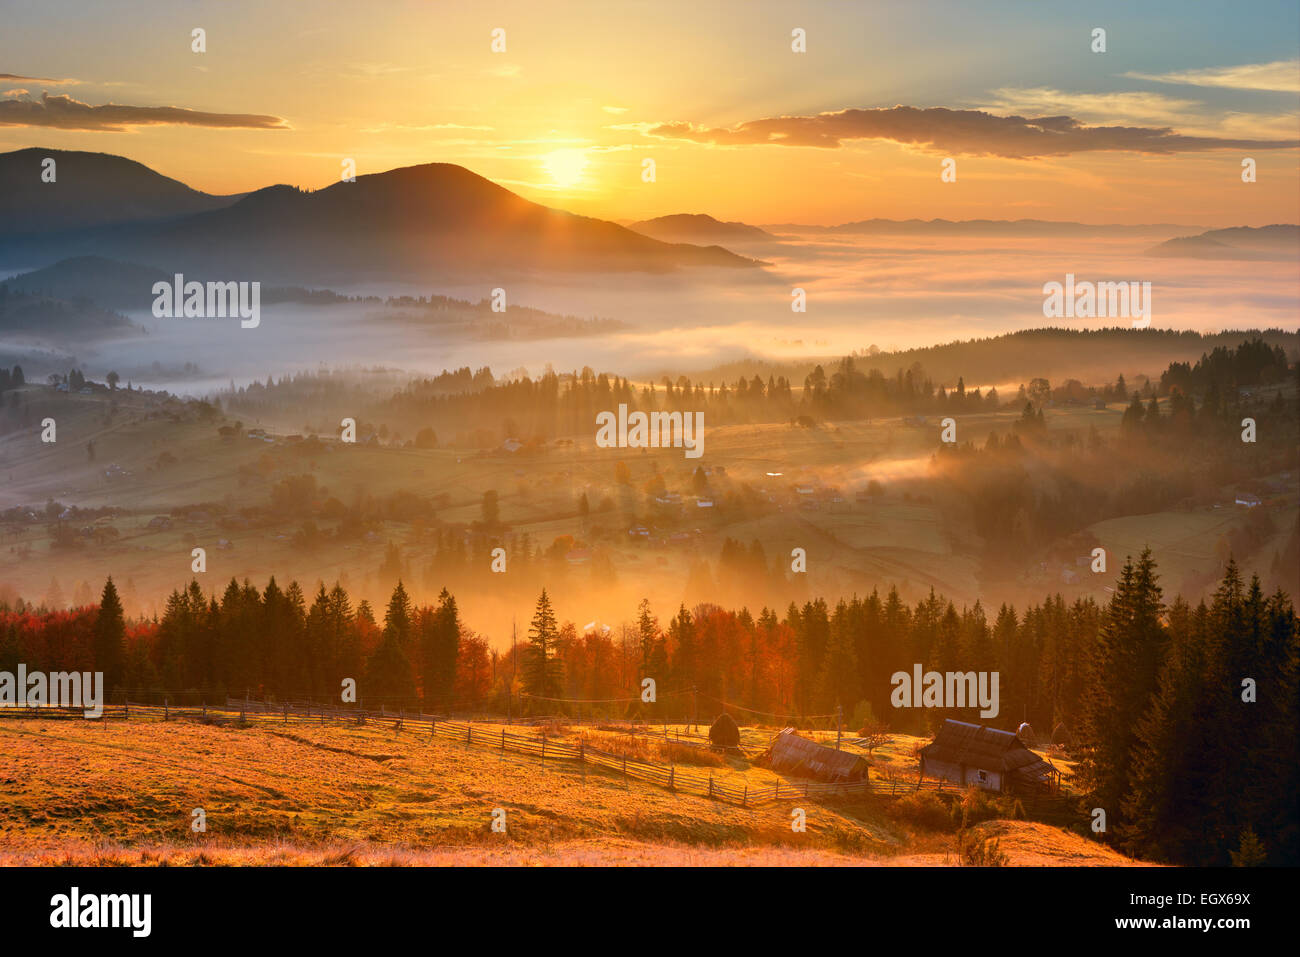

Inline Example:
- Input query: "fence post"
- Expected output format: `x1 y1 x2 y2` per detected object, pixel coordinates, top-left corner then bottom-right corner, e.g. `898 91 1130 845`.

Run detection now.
668 764 675 792
502 728 506 753
164 698 169 721
708 775 714 800
622 754 628 786
467 723 472 745
431 717 436 737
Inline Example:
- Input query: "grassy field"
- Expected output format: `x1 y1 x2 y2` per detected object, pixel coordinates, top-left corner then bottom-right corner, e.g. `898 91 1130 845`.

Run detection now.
0 715 1133 866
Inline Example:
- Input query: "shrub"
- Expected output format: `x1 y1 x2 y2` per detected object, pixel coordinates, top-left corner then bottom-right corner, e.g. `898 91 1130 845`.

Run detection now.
889 792 955 832
960 829 1009 867
956 786 1015 826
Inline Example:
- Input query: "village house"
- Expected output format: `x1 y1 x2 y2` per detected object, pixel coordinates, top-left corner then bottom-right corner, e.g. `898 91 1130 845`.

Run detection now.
919 719 1059 794
761 729 869 783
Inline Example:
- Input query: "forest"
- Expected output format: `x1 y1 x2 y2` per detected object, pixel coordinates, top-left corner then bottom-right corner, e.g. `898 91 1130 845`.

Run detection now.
1 549 1294 866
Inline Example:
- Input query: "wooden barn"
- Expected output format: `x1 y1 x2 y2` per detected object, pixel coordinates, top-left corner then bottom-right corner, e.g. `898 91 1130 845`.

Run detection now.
919 719 1059 793
762 729 869 783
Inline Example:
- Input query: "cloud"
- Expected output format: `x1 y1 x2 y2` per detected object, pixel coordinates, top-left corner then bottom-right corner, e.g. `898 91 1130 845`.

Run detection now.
646 105 1298 158
979 88 1203 128
0 91 289 131
0 72 89 86
1123 60 1300 93
980 87 1298 141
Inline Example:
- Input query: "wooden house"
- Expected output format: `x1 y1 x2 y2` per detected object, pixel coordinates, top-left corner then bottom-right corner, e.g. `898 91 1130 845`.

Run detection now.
762 729 869 783
919 719 1059 793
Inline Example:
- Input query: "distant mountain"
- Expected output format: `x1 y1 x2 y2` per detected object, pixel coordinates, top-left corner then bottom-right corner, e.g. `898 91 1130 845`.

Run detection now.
1146 235 1257 260
4 256 170 309
1147 224 1300 260
0 271 136 341
678 327 1300 395
628 213 772 244
764 218 1200 238
0 156 761 282
0 148 240 238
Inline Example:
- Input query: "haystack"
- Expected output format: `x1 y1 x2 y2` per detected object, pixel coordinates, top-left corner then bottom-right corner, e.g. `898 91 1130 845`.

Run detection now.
708 712 740 749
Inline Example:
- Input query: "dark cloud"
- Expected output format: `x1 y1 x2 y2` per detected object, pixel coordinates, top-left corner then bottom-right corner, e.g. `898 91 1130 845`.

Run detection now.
648 106 1297 158
0 91 288 131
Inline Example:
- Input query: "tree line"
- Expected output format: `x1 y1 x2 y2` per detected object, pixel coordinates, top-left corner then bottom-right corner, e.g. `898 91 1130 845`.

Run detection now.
1 551 1294 863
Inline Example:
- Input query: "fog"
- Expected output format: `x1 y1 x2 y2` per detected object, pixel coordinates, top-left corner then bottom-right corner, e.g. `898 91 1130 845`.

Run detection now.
29 230 1300 395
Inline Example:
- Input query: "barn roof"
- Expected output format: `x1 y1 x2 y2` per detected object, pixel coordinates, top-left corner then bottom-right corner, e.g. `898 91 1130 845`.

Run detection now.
921 719 1056 781
766 729 869 782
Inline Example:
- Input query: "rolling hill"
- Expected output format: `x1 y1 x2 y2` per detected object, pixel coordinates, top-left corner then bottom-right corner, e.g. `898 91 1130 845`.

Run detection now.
0 147 239 238
0 153 762 282
628 212 773 244
1147 224 1300 260
3 255 170 309
764 218 1200 237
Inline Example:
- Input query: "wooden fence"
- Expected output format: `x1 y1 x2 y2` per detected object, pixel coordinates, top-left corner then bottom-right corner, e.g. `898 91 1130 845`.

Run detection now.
2 700 958 809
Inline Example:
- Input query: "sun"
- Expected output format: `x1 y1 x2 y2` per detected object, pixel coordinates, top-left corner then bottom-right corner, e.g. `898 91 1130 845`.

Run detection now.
541 148 589 188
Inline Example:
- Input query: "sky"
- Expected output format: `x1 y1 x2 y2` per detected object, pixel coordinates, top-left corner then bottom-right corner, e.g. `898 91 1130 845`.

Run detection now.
1 0 1298 226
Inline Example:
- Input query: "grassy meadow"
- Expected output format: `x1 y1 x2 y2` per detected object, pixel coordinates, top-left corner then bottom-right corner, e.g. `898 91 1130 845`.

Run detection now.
0 714 1130 866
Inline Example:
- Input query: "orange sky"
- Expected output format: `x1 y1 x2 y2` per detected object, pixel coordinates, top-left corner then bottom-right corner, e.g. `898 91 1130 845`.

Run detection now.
2 0 1298 226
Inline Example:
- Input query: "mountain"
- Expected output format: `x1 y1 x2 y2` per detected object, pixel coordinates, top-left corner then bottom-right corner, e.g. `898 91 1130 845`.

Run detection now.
628 213 772 244
0 263 137 341
4 256 170 309
764 218 1200 238
0 155 761 282
1146 224 1300 260
0 148 240 238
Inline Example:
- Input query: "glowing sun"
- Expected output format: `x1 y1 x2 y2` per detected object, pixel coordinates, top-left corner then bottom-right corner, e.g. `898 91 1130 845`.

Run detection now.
541 148 589 188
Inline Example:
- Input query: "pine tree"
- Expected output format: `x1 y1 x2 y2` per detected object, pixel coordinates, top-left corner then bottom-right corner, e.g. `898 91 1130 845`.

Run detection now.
636 598 667 681
362 581 418 709
383 581 413 647
818 599 859 712
523 589 563 699
363 634 417 709
1121 598 1208 861
420 588 460 709
1077 549 1165 832
92 577 127 691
